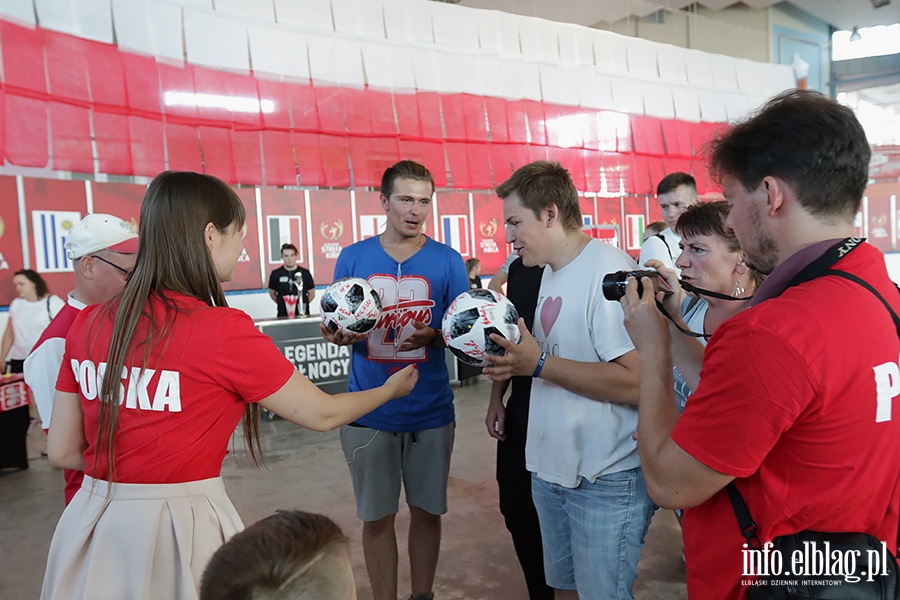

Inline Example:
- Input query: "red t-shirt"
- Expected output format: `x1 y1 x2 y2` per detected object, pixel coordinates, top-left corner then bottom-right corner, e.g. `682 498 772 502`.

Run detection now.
56 292 295 484
672 243 900 599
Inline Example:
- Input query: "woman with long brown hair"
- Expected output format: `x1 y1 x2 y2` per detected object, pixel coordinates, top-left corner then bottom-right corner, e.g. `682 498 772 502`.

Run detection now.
42 172 417 600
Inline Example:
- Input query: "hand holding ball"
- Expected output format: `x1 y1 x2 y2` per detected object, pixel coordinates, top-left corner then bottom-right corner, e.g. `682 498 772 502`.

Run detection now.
320 277 383 335
442 289 521 367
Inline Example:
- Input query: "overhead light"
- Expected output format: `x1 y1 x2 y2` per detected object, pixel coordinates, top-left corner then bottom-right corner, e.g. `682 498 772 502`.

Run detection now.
163 91 274 114
849 26 862 42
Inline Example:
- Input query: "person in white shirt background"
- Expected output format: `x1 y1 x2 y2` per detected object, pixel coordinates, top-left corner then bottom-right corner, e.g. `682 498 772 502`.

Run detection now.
638 172 699 276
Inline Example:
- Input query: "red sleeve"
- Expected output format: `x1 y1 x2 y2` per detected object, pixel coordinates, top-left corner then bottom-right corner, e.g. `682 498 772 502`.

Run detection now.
671 314 818 478
55 309 93 395
213 310 295 403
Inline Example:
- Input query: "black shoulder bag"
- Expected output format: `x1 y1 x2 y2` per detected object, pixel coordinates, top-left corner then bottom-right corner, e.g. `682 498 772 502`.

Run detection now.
729 238 900 600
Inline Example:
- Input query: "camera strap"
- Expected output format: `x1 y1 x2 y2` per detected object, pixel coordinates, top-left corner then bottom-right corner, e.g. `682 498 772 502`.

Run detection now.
655 299 710 339
679 281 753 302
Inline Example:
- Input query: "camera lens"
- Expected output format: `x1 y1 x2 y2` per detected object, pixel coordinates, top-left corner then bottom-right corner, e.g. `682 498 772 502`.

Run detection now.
602 271 631 301
602 270 666 301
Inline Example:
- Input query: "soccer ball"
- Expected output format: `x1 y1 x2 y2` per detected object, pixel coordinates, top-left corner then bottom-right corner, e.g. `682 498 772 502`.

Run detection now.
442 289 521 367
321 277 383 335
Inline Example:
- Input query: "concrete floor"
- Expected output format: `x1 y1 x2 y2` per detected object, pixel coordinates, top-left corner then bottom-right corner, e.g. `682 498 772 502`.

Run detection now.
0 377 687 600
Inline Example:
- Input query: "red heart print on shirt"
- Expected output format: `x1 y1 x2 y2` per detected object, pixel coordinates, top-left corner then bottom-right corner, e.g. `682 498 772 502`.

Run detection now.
540 296 562 334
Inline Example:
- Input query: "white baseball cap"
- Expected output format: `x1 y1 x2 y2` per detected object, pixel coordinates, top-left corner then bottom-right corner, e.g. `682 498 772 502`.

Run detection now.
65 214 139 260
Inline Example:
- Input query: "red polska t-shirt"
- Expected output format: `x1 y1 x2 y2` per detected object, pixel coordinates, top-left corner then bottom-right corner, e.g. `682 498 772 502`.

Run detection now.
56 292 295 484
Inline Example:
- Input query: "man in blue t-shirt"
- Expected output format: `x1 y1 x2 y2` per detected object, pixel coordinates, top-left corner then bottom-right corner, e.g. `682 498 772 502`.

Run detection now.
321 160 469 600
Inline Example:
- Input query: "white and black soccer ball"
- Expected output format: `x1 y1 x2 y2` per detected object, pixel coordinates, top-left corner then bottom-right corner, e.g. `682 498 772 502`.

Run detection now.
441 289 521 367
320 277 383 335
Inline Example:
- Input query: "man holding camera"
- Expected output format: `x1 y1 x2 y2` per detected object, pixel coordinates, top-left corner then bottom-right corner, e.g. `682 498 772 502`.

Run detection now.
484 161 654 600
621 90 900 599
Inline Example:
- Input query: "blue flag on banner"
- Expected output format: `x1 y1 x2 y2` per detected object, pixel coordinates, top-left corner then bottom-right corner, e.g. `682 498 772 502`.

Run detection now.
32 211 81 273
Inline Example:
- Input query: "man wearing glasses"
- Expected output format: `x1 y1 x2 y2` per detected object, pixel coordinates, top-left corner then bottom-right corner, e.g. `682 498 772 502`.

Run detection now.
24 213 138 504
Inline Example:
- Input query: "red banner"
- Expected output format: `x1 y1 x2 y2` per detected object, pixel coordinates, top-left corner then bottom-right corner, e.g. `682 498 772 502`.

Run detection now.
259 188 307 268
22 178 87 297
870 146 900 182
867 194 893 253
435 192 472 259
472 193 507 273
0 374 31 412
90 181 143 229
354 191 385 242
579 196 595 226
223 188 262 292
0 176 24 306
308 190 353 285
596 196 624 250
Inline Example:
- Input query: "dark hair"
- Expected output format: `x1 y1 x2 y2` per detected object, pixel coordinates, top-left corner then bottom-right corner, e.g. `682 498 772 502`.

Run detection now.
92 172 258 485
676 201 765 290
496 161 582 232
381 160 435 199
465 258 481 271
200 510 350 600
708 90 871 222
14 269 49 298
280 243 298 254
656 172 696 196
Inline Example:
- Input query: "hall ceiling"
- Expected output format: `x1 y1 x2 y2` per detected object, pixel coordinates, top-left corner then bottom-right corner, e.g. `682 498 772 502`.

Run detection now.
454 1 900 32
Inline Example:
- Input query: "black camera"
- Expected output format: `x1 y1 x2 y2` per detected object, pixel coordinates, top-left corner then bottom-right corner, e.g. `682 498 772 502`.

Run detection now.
602 270 674 301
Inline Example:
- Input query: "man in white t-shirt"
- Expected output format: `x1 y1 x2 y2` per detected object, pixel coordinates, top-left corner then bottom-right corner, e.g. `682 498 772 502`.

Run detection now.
484 161 654 600
24 213 138 504
638 172 699 275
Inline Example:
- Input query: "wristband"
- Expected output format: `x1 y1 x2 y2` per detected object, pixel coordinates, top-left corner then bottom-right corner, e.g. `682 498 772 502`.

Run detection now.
532 352 547 378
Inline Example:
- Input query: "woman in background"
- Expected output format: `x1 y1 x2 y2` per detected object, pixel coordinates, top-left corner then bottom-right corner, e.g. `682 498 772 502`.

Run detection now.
43 172 417 600
0 269 63 469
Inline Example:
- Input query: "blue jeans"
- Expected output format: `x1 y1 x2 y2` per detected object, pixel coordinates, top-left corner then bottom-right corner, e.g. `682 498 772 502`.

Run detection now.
531 467 656 599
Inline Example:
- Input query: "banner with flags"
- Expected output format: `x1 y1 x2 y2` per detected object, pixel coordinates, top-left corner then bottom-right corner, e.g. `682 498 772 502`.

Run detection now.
440 215 470 256
267 215 304 264
435 192 471 258
359 215 386 240
32 210 82 273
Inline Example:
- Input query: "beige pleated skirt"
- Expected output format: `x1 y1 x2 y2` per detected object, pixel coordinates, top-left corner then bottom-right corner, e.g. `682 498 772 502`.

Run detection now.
41 475 244 600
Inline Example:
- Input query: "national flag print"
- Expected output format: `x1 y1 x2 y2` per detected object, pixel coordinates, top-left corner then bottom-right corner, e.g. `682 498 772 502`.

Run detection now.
359 215 386 240
267 215 304 263
32 210 82 273
441 215 470 256
625 214 645 251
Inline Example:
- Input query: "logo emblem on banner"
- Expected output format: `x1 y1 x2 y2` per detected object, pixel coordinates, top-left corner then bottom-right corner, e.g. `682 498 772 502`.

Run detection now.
479 219 497 238
267 215 304 263
32 210 81 272
359 215 386 240
441 215 469 256
320 220 344 242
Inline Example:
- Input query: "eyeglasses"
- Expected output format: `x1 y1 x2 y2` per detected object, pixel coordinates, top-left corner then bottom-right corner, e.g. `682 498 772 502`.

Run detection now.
89 255 132 278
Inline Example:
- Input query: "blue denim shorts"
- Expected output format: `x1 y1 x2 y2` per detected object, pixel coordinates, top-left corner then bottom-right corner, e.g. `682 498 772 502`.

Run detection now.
531 467 656 598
